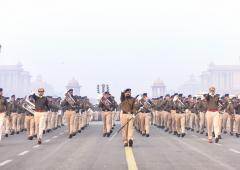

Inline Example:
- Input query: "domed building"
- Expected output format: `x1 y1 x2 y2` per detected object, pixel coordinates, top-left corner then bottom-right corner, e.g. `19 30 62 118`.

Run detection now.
151 79 166 98
66 78 81 96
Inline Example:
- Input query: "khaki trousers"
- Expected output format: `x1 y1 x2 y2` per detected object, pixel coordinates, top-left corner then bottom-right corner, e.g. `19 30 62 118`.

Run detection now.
139 112 151 134
0 113 5 141
219 113 223 133
235 114 240 134
34 112 47 140
11 112 21 132
171 110 176 132
199 112 206 132
155 111 162 126
222 112 234 133
20 114 25 131
120 113 134 144
65 110 76 135
163 111 170 129
190 113 200 131
175 113 185 134
101 111 111 133
133 113 140 131
4 115 11 134
25 115 35 137
78 113 83 129
185 110 191 128
74 113 80 133
47 112 53 130
206 111 220 140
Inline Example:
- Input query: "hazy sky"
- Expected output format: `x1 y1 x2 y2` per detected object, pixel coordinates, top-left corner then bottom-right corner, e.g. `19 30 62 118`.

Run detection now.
1 0 240 98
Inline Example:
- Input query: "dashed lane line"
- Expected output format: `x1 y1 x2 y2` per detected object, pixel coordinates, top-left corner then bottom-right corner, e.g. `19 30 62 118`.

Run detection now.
33 145 40 149
0 160 13 167
18 150 29 156
229 149 240 154
125 147 138 170
44 139 51 143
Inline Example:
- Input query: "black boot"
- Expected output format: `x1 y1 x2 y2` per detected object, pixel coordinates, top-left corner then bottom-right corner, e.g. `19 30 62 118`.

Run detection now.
28 136 33 140
69 134 73 139
129 139 133 147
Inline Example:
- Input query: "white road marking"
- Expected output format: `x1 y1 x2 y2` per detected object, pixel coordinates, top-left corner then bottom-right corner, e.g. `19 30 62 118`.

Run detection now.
229 148 240 154
33 145 40 148
18 150 29 156
0 160 12 167
214 143 222 146
191 135 197 137
44 139 51 143
52 136 58 139
59 132 64 135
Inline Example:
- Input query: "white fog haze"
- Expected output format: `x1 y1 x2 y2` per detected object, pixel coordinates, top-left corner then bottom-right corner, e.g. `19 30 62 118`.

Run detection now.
1 0 240 98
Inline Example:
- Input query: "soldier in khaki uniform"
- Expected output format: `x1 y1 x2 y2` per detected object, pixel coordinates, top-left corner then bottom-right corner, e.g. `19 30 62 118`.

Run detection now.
222 94 235 136
24 100 35 140
205 86 220 143
136 93 153 137
199 96 207 134
120 89 136 147
173 94 186 137
7 95 19 135
99 92 115 137
31 88 50 144
162 94 172 133
185 95 193 130
61 89 77 139
234 97 240 138
0 88 7 141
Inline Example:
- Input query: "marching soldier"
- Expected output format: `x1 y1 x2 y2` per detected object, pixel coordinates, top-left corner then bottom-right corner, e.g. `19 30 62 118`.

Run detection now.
99 92 115 137
199 96 207 134
234 97 240 138
223 94 235 136
0 88 7 141
205 86 220 143
8 95 21 135
31 88 50 144
22 97 35 140
4 98 11 138
162 94 172 133
61 89 77 139
193 98 201 133
136 93 153 137
173 94 186 137
120 89 136 147
185 95 193 130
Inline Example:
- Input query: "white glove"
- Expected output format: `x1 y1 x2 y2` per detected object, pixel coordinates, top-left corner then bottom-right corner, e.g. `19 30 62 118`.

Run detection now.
132 114 136 119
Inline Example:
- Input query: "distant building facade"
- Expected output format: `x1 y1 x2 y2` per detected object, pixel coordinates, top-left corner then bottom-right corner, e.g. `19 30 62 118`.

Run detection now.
200 62 240 95
0 62 31 97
